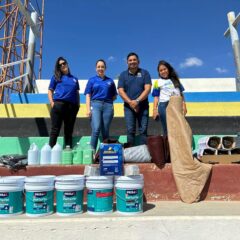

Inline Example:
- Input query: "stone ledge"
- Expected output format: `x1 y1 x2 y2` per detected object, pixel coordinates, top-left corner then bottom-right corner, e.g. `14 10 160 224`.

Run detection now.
1 163 239 201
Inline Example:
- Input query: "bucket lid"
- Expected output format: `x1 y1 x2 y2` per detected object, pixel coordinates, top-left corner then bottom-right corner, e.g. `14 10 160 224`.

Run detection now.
55 174 85 182
0 176 25 185
86 175 113 184
25 175 55 183
115 174 144 183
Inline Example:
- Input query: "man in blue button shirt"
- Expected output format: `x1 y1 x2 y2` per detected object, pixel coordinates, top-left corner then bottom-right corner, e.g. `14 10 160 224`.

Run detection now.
118 52 152 145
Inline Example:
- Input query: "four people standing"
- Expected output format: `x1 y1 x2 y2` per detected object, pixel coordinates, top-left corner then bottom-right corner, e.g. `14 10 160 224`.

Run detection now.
48 55 186 148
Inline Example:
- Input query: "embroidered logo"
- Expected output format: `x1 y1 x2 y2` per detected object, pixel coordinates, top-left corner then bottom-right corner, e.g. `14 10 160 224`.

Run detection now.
137 72 142 77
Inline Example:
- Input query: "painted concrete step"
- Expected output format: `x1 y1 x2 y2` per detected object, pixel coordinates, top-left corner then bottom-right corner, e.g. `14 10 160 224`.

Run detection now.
1 201 240 240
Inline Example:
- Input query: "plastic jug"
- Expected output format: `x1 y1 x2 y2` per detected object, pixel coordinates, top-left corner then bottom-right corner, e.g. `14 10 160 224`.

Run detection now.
72 142 83 165
40 143 51 165
62 145 73 165
51 143 62 165
82 142 94 164
28 143 40 165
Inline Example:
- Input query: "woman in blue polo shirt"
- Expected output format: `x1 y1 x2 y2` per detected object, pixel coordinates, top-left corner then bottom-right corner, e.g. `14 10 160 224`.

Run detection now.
84 59 117 151
48 57 80 148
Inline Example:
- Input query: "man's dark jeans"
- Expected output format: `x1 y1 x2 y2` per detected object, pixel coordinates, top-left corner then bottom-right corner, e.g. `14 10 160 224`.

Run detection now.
124 105 149 145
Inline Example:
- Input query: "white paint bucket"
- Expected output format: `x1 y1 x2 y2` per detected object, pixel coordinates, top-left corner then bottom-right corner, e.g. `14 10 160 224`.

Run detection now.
55 175 85 216
0 176 25 217
86 176 113 215
115 174 144 214
25 175 55 217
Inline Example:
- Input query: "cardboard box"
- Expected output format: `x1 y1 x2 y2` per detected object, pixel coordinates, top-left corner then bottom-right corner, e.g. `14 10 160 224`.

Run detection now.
100 143 123 176
200 154 240 164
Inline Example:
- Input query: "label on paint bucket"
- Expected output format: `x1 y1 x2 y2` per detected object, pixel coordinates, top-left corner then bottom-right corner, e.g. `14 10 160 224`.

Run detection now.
26 191 54 215
0 191 23 214
116 188 143 213
87 189 113 213
56 190 83 214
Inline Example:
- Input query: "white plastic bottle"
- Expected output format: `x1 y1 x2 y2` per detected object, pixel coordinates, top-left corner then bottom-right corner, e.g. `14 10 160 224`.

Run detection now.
40 143 51 165
28 143 40 165
51 143 62 165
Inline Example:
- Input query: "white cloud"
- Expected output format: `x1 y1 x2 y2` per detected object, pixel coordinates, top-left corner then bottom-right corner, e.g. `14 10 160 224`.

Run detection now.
215 67 228 73
107 56 116 62
180 57 203 68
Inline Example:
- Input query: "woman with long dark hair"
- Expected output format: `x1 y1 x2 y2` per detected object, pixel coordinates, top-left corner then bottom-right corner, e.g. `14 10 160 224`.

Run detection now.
152 60 187 135
48 57 80 148
84 59 117 151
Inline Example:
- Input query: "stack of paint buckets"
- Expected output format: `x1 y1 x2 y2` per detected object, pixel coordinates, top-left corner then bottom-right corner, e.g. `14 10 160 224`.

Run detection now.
0 173 144 217
85 142 145 215
85 174 144 215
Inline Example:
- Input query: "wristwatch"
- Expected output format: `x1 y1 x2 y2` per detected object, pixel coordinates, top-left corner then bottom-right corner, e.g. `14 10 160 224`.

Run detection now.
136 98 140 104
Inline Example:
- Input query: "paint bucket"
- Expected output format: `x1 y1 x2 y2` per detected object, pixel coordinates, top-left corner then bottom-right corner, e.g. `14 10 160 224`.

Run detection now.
55 175 85 216
115 174 144 214
0 176 25 217
25 175 55 217
86 176 113 215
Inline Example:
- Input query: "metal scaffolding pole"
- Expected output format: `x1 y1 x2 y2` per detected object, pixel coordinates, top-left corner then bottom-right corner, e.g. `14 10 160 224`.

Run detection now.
224 11 240 91
24 11 37 93
0 0 44 103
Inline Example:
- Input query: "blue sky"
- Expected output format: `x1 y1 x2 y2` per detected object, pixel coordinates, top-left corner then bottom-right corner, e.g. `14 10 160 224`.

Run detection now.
41 0 240 80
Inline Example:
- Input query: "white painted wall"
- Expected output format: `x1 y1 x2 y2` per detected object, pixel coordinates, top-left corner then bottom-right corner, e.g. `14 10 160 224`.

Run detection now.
36 78 236 93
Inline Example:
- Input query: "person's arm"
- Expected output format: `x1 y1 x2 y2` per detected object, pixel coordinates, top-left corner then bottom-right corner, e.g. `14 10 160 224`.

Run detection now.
181 93 187 115
131 84 152 109
78 90 80 105
153 96 159 120
84 78 93 117
48 76 56 108
180 83 187 115
86 94 91 117
112 80 117 101
113 95 117 101
48 89 54 108
118 88 131 105
118 87 140 112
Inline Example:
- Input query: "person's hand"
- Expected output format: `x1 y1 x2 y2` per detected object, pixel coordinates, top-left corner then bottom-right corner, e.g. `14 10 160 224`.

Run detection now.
86 110 92 118
183 102 187 116
133 105 139 113
50 102 54 108
128 100 136 109
132 100 139 109
153 108 159 120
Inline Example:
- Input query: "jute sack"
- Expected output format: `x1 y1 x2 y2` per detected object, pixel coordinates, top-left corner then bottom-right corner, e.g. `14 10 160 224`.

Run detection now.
166 96 212 203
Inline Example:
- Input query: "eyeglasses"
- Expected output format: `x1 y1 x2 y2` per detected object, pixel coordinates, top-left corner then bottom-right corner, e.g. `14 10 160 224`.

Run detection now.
59 62 67 67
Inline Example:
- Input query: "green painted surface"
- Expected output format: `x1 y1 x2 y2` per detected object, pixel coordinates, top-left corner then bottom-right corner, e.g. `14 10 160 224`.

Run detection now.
0 135 227 156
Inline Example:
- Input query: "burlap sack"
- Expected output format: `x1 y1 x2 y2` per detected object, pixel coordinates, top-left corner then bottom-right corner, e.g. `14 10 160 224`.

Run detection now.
166 96 212 203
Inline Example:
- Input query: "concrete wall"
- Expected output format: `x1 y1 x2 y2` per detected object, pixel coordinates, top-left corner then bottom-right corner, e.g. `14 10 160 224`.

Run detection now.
36 78 237 94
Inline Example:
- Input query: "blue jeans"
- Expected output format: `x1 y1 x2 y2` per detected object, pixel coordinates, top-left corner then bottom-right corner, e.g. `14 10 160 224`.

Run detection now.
90 101 114 150
124 106 149 145
158 101 169 136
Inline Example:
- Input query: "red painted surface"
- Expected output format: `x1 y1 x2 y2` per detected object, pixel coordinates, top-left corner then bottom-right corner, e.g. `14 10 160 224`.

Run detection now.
1 163 240 202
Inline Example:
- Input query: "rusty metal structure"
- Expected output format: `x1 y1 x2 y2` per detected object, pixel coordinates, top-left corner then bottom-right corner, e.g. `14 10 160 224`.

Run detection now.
0 0 44 103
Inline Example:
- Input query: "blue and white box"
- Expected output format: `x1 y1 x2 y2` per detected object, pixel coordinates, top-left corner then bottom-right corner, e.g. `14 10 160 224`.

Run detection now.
100 143 123 176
